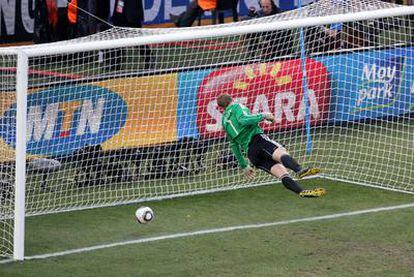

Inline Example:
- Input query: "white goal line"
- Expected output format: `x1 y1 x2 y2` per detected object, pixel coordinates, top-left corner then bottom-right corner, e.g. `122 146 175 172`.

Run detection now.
1 202 413 264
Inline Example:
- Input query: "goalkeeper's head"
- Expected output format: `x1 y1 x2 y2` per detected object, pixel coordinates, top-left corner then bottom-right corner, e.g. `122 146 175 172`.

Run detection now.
217 93 233 109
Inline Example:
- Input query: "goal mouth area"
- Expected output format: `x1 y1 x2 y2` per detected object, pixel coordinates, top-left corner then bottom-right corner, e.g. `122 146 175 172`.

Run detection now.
1 172 412 224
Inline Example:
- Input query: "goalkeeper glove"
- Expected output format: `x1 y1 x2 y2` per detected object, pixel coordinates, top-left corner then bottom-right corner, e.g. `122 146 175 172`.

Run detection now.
262 112 276 123
243 165 255 181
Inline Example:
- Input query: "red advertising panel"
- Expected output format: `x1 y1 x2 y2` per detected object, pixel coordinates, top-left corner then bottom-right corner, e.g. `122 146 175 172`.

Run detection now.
197 59 331 138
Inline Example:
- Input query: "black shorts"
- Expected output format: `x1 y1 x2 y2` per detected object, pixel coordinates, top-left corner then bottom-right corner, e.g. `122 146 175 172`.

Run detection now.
247 134 283 173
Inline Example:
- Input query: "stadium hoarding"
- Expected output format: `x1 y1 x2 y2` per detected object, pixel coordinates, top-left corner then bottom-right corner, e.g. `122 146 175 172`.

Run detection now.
0 74 178 159
176 70 208 140
0 85 128 156
1 46 413 160
97 76 178 151
193 59 332 139
179 46 414 140
314 46 414 123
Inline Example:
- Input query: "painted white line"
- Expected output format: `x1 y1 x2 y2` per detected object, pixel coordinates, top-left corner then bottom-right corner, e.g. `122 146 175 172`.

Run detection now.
1 202 414 264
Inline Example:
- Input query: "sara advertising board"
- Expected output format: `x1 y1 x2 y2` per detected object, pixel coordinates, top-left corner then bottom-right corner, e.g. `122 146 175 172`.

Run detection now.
195 59 331 139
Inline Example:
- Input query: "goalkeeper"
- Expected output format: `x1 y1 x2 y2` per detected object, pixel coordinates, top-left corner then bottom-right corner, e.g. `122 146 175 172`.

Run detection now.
217 93 326 198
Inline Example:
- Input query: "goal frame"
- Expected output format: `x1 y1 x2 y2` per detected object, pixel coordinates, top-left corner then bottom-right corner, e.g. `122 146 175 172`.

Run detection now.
2 4 414 261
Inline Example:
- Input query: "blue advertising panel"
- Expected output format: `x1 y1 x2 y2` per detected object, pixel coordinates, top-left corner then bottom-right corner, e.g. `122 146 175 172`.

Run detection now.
0 86 128 156
176 69 212 139
276 0 316 11
315 47 414 123
143 0 271 25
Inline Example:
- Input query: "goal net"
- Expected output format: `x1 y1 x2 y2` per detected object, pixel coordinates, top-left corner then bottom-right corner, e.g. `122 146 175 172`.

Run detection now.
1 0 414 259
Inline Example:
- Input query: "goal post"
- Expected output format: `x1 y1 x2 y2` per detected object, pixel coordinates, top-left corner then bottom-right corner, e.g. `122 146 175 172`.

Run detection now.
13 51 29 261
1 0 414 261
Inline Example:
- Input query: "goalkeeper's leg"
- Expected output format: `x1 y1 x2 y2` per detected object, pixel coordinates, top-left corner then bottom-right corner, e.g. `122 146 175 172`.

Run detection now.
270 164 326 198
271 147 321 179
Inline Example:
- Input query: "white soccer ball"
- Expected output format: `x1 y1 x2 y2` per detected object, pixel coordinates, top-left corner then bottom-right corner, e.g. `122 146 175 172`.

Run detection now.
135 206 154 224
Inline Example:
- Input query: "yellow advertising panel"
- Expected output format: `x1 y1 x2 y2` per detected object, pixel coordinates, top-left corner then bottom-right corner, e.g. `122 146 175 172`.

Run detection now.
97 75 178 150
0 91 17 162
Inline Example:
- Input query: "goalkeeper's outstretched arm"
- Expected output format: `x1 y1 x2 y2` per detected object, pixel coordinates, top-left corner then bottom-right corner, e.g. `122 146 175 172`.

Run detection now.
229 140 248 169
236 110 264 126
230 140 255 180
235 105 275 126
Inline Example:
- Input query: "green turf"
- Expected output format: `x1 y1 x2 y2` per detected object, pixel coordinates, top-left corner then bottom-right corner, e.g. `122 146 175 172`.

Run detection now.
0 179 413 276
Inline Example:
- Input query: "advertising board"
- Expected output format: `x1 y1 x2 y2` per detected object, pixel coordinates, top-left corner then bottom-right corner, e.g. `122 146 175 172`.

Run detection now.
0 74 178 158
195 59 331 138
315 47 414 123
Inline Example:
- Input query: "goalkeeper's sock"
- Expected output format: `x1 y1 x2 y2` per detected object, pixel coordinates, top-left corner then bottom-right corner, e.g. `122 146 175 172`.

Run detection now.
281 176 303 194
280 154 302 173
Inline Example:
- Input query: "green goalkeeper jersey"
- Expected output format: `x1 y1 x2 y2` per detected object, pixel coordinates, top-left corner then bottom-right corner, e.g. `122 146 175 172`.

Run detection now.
222 103 265 169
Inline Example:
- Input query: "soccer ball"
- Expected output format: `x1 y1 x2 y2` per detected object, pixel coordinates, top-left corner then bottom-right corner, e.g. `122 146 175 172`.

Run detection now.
135 206 154 224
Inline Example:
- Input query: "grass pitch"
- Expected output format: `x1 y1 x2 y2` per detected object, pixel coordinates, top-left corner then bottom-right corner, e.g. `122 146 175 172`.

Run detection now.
0 179 413 276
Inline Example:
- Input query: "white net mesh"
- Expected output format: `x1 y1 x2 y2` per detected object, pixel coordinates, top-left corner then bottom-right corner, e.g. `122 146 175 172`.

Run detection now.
0 54 17 257
1 0 414 258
